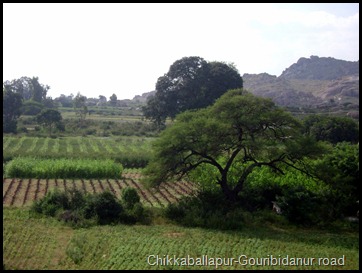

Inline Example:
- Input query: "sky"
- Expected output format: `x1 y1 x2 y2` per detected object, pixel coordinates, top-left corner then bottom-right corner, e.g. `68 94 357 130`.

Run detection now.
3 3 359 100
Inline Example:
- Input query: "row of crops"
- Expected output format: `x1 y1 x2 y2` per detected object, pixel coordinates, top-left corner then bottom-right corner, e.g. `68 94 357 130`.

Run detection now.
3 136 154 168
3 174 197 208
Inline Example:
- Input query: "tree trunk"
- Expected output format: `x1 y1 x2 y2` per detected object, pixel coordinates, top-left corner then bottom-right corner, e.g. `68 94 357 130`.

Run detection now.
219 177 240 203
218 162 261 203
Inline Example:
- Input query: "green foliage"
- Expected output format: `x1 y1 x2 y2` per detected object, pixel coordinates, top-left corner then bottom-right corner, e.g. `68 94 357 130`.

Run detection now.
21 99 44 115
302 114 359 144
32 189 69 217
275 186 331 226
119 187 150 224
144 88 325 202
3 88 23 133
188 159 350 225
73 92 88 127
165 190 245 230
311 142 359 216
3 76 49 102
31 188 149 227
121 187 141 209
36 108 63 135
83 191 124 225
3 136 152 168
143 56 243 126
66 233 87 264
4 157 123 179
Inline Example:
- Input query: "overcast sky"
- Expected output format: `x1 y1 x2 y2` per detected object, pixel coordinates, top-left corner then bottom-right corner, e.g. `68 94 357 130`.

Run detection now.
3 3 359 100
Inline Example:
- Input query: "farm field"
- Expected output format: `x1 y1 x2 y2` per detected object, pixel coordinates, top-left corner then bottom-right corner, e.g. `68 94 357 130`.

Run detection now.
3 207 359 270
2 172 197 208
3 136 152 157
3 136 153 168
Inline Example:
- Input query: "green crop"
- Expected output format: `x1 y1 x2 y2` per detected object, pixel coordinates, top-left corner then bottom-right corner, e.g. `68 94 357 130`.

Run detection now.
4 157 123 179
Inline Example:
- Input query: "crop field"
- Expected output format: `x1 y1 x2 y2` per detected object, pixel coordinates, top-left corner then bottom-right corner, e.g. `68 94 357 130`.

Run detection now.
3 207 359 270
3 136 152 158
2 172 197 208
3 136 153 167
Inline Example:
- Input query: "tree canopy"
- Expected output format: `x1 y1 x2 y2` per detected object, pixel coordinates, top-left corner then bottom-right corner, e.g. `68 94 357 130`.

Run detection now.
109 94 118 106
142 56 243 126
3 88 23 133
73 92 88 127
3 76 49 103
143 89 325 202
302 114 359 144
36 109 63 136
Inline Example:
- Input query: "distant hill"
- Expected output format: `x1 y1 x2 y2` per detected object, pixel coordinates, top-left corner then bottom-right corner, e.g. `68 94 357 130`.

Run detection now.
243 56 359 110
280 55 359 80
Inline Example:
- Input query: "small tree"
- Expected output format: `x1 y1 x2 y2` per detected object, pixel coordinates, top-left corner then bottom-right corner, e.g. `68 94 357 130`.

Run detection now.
143 89 325 202
121 187 140 209
73 92 88 127
36 109 63 136
109 93 118 107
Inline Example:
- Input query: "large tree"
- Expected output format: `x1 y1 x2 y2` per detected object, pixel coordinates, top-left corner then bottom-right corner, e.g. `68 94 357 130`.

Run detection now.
3 89 23 133
143 89 325 202
142 56 243 126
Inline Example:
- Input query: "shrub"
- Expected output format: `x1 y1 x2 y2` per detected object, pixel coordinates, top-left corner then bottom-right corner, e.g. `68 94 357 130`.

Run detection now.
31 189 69 216
66 233 87 264
84 191 123 225
32 188 151 227
164 190 245 230
276 185 326 226
121 187 140 209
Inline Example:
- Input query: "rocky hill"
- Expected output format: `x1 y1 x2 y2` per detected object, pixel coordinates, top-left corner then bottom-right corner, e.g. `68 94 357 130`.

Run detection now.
243 56 359 111
280 55 359 80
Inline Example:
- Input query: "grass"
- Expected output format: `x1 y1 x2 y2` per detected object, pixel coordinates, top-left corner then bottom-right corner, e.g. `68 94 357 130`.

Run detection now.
3 207 359 270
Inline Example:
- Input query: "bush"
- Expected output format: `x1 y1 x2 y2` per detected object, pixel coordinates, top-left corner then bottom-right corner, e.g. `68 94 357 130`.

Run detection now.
67 188 88 210
275 185 327 226
66 233 87 264
239 181 285 212
31 189 69 216
164 190 245 230
121 187 140 209
84 191 123 225
32 188 150 227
